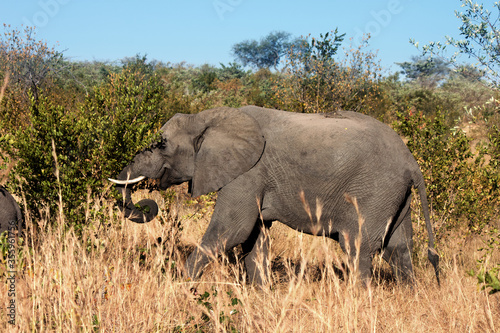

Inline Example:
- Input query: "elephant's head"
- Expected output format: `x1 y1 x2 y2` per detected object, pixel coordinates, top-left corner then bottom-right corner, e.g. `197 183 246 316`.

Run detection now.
109 107 265 223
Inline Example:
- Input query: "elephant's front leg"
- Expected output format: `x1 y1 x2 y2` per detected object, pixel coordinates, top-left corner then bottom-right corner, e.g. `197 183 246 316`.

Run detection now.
185 184 262 281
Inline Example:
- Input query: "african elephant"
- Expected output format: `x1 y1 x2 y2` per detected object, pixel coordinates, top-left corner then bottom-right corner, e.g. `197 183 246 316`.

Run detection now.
0 186 23 235
109 106 440 285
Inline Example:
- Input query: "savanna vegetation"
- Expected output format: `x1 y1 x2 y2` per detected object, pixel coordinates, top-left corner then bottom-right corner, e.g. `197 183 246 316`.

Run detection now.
0 1 499 331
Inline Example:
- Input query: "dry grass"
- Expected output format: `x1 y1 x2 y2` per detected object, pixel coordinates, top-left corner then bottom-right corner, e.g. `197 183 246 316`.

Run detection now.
2 185 499 332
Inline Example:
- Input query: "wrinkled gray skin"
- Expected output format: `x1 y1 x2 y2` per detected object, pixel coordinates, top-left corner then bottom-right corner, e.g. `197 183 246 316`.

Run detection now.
111 106 440 286
0 187 23 235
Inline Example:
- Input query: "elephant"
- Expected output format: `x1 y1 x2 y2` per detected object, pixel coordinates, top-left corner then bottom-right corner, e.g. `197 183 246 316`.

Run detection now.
109 106 440 286
0 186 23 236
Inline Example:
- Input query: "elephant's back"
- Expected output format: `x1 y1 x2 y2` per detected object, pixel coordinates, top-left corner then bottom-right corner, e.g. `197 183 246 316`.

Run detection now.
242 106 421 173
243 107 401 145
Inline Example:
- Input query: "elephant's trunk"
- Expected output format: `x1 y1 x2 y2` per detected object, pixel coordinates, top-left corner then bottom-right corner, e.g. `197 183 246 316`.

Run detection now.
110 171 159 223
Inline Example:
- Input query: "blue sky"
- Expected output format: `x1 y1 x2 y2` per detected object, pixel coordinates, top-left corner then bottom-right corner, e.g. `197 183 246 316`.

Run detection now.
0 1 475 73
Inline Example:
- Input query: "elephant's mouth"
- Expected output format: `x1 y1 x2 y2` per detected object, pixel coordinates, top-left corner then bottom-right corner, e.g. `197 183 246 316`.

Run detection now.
158 167 171 190
158 167 191 190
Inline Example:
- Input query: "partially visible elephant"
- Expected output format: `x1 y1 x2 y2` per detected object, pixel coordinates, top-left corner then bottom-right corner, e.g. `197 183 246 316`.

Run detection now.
109 106 440 286
0 186 23 235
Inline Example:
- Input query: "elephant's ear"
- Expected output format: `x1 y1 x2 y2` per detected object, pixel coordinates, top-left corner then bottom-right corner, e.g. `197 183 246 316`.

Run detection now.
192 108 265 197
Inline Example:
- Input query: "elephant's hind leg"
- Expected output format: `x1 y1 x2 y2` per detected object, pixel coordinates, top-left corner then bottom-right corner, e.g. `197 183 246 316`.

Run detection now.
241 219 272 286
382 208 415 284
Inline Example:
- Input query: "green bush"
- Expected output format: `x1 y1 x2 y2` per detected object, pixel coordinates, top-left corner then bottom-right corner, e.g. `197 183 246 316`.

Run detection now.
2 67 169 227
394 111 499 237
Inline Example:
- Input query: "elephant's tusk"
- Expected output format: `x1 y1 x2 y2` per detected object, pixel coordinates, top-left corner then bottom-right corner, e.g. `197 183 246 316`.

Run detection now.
108 176 146 185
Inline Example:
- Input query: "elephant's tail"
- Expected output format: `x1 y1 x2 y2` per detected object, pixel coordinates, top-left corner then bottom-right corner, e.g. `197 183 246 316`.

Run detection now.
415 174 440 286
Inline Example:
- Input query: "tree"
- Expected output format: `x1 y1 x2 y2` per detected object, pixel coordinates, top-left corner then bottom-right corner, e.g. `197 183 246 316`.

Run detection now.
294 30 345 68
190 64 218 93
412 1 500 85
453 63 485 81
274 30 382 114
410 0 500 293
397 56 451 88
121 53 156 75
217 62 247 80
232 31 295 70
0 25 63 103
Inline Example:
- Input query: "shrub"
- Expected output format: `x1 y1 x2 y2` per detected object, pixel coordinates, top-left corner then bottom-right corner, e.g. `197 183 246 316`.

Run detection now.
242 68 278 108
0 25 64 130
394 111 499 238
2 67 168 227
274 31 383 115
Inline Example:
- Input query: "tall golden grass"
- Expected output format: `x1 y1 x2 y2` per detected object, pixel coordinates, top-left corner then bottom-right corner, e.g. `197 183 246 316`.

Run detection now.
2 184 499 332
